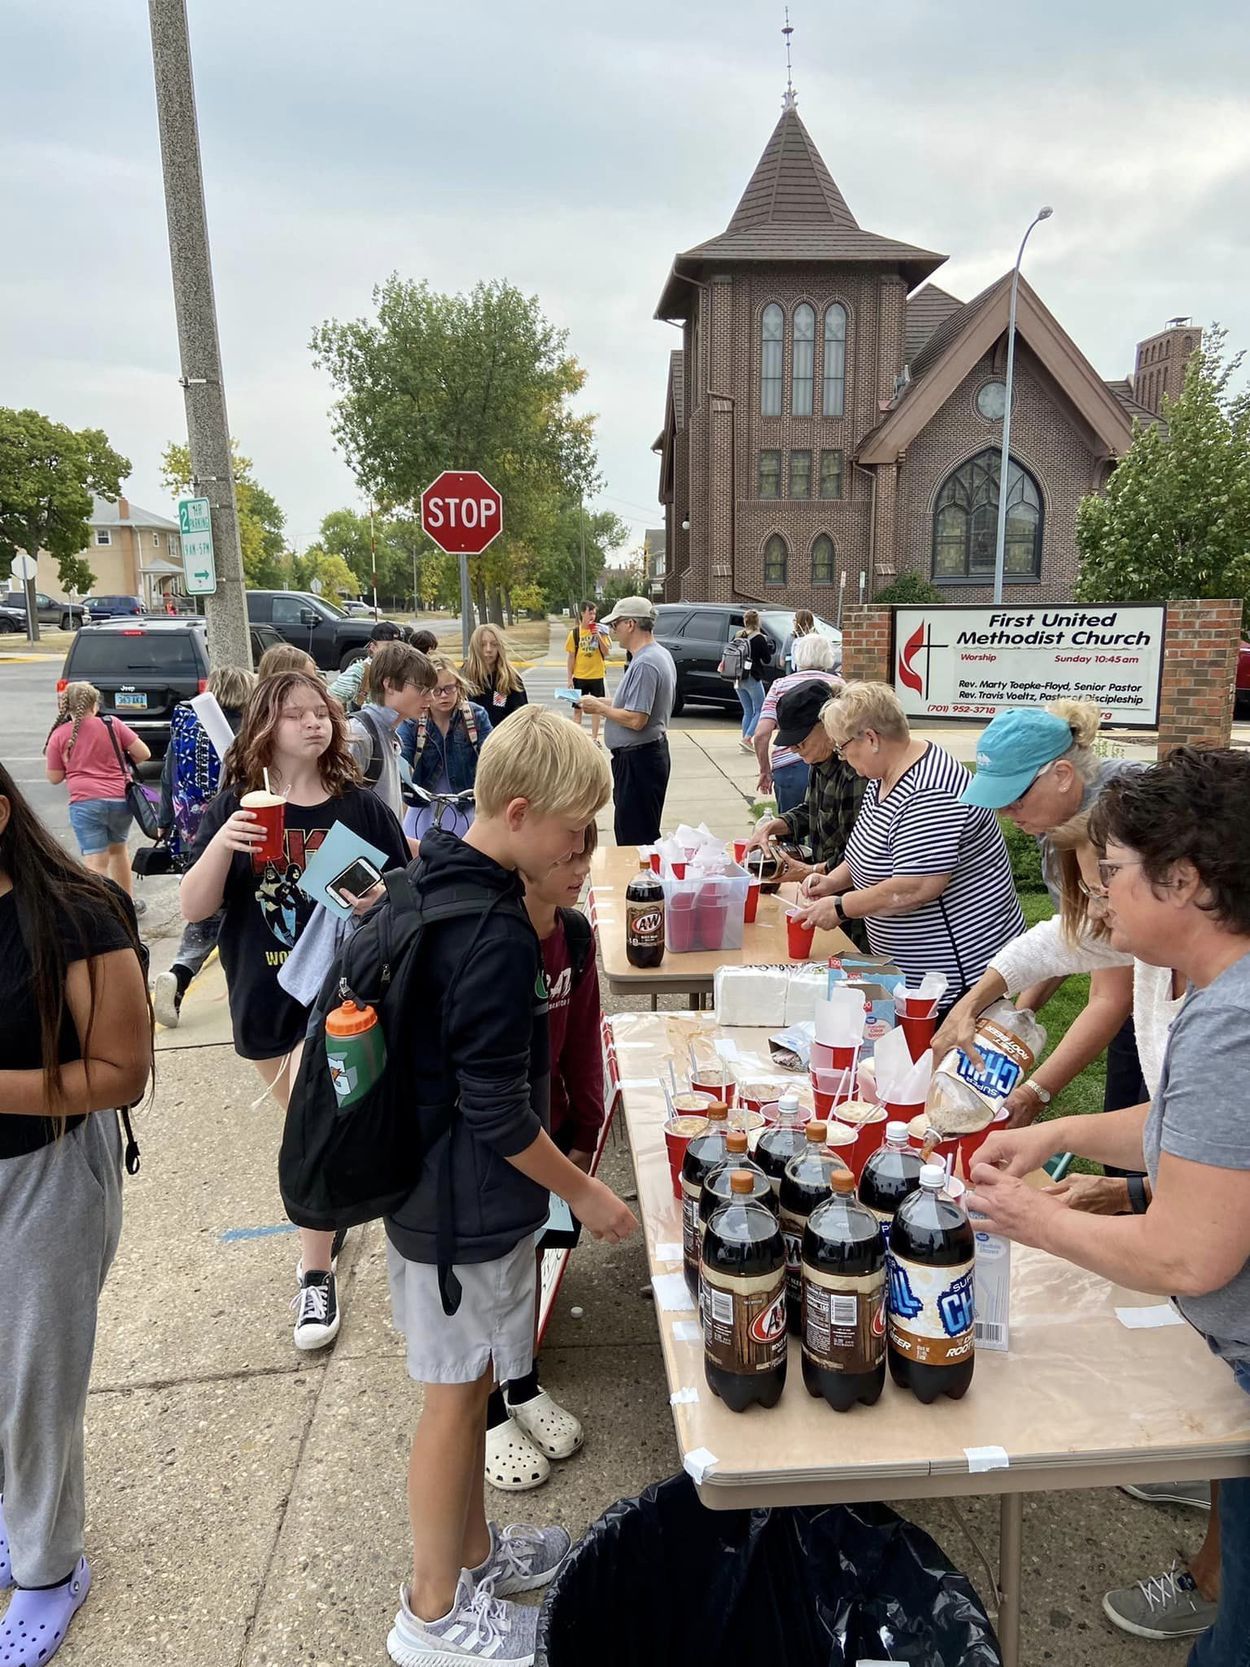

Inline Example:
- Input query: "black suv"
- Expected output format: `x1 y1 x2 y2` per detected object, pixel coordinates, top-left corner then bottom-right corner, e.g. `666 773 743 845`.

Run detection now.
652 604 843 715
58 618 284 754
4 590 87 630
246 590 378 671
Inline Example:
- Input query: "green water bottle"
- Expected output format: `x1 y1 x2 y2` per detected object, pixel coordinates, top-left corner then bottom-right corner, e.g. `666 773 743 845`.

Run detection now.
324 1000 385 1106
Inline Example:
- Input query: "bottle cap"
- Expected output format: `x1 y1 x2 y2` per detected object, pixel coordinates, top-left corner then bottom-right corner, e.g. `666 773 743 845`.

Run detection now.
706 1101 729 1121
325 1000 376 1037
883 1120 909 1144
919 1162 948 1190
725 1130 749 1153
777 1089 800 1113
806 1120 828 1143
831 1170 856 1195
729 1170 755 1195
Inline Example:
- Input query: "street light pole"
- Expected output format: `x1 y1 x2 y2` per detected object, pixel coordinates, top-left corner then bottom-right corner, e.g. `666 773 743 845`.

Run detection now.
992 206 1053 606
147 0 250 669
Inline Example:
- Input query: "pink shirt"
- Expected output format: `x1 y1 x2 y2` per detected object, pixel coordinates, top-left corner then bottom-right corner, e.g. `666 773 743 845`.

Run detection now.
759 670 842 771
46 714 139 803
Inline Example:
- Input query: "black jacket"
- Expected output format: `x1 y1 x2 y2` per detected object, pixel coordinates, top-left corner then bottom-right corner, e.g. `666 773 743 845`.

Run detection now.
384 830 550 1265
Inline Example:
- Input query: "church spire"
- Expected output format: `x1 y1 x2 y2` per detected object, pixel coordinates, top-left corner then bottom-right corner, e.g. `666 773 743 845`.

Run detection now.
782 8 797 110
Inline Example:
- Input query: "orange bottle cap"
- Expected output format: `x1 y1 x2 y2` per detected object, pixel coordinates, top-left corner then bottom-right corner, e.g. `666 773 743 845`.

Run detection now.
325 1000 377 1037
806 1121 828 1142
725 1130 749 1153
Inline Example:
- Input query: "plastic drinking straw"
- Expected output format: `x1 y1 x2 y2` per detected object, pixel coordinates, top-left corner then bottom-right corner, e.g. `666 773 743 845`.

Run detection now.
263 767 272 796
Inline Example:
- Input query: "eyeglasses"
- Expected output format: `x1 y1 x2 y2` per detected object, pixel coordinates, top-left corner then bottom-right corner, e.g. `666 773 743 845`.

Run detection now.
1005 759 1056 811
434 684 459 697
831 733 864 759
1098 858 1142 889
1076 878 1110 902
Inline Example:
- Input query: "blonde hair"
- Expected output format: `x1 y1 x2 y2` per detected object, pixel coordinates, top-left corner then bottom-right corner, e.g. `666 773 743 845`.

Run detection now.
822 681 910 744
258 643 317 680
208 665 256 710
429 654 469 696
57 682 100 757
1047 808 1108 944
742 610 761 632
475 706 611 823
464 625 523 697
1046 698 1102 784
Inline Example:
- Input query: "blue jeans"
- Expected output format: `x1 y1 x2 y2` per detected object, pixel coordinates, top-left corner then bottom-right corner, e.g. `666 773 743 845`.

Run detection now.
1188 1359 1250 1666
772 759 809 816
737 677 765 738
67 798 132 856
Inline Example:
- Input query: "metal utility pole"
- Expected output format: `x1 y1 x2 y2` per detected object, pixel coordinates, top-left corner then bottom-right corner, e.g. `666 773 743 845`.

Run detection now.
148 0 251 669
992 206 1053 605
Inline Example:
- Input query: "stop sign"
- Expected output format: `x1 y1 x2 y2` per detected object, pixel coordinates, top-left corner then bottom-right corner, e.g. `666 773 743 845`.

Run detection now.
420 471 504 556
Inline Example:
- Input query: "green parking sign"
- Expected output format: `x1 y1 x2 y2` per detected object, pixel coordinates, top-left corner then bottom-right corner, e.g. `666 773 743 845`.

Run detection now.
179 497 217 596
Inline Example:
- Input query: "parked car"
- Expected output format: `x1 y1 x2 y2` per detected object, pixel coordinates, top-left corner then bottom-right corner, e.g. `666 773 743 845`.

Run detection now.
3 590 87 630
57 618 285 754
341 599 382 619
0 602 25 634
651 603 843 716
1236 641 1250 720
85 594 146 621
245 590 379 671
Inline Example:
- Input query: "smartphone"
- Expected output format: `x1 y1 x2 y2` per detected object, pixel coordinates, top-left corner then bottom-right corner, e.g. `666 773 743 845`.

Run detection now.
326 856 384 908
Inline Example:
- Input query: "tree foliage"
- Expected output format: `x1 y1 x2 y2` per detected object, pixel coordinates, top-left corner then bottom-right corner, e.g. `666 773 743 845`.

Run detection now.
533 503 630 612
289 547 359 600
1076 327 1250 630
599 561 647 607
317 506 449 608
0 407 130 593
161 438 288 589
310 276 600 621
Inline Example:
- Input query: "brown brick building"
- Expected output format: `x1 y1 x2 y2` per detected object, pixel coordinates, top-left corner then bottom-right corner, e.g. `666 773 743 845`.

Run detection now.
655 97 1188 610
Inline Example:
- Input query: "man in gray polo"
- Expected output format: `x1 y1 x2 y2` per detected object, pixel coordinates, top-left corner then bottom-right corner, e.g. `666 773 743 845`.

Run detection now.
575 596 676 845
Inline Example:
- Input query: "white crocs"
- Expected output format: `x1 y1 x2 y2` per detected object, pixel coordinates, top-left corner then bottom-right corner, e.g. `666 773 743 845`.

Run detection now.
508 1389 584 1461
484 1415 550 1492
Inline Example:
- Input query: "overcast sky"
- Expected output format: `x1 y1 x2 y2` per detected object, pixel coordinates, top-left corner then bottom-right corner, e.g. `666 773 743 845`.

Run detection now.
4 0 1248 559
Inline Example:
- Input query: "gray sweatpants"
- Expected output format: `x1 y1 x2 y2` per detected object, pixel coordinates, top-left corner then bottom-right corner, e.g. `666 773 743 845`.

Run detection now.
0 1113 123 1586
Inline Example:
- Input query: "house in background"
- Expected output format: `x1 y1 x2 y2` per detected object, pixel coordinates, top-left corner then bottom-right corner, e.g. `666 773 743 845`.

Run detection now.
35 495 185 607
655 92 1193 609
643 527 667 597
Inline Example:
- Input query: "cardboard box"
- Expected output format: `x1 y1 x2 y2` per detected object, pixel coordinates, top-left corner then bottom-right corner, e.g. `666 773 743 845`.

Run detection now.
826 955 906 1052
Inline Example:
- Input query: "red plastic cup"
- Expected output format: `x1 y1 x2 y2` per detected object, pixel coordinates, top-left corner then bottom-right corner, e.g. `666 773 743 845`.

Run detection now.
840 1104 889 1179
733 839 748 864
812 1041 856 1073
811 1065 855 1119
896 993 939 1063
696 879 730 951
690 1068 736 1108
906 1113 994 1177
786 911 816 960
736 1082 776 1115
649 852 662 875
664 1111 711 1198
668 890 697 952
240 789 286 864
823 1121 858 1168
743 880 760 924
669 861 686 880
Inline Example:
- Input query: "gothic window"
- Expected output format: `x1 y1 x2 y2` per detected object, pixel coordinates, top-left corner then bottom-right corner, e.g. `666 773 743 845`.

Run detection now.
761 304 784 416
931 450 1043 581
789 450 812 499
811 534 835 586
791 304 815 415
758 450 782 499
763 534 789 586
822 304 847 417
818 449 844 499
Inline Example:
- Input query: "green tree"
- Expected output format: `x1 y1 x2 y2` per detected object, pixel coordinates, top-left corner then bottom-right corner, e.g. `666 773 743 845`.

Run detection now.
1076 327 1250 630
534 503 629 612
311 276 599 624
0 408 130 593
873 572 941 605
599 561 646 607
291 546 359 600
161 439 288 589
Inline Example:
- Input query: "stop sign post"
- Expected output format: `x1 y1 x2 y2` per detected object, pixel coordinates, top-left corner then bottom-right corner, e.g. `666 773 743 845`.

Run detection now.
420 471 504 657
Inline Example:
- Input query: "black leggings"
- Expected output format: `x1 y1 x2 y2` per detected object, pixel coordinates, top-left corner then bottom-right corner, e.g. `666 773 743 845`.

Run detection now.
1102 1013 1148 1180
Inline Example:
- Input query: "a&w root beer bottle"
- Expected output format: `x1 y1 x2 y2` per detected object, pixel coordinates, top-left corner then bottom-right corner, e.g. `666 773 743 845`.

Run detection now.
702 1171 787 1412
625 862 665 967
887 1163 976 1403
802 1169 887 1411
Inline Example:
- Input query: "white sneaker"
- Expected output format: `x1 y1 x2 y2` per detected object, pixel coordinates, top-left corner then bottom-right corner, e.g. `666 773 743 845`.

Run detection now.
152 970 182 1029
508 1389 583 1461
388 1571 539 1666
484 1415 549 1492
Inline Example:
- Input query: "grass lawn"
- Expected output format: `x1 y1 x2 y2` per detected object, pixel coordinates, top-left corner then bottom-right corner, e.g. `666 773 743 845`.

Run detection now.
1018 892 1106 1168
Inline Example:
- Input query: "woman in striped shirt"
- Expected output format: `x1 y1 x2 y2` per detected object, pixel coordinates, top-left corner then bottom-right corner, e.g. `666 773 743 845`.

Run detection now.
798 682 1023 1007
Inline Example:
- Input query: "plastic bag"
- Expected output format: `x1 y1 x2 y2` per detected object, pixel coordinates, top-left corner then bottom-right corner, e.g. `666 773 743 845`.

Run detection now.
535 1472 1001 1667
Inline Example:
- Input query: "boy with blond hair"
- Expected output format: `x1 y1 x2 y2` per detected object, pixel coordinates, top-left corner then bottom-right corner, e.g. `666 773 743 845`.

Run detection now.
384 707 636 1667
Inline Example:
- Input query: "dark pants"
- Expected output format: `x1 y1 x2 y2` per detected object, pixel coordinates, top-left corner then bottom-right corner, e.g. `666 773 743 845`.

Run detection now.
1103 1012 1149 1179
611 739 670 846
1189 1361 1250 1666
772 759 809 816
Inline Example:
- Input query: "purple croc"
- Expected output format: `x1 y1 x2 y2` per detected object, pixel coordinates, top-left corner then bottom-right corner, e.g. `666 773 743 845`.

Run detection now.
0 1558 91 1665
0 1498 11 1590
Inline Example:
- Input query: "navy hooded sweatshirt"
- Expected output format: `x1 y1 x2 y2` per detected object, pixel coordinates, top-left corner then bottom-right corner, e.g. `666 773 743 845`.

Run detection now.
384 828 551 1266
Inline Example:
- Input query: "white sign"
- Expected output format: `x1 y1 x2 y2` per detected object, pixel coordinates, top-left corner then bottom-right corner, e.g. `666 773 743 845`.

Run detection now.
893 604 1166 729
178 497 217 596
12 552 36 582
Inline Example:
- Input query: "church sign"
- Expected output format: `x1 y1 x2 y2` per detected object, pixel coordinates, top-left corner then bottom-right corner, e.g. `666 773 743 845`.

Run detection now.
893 604 1166 728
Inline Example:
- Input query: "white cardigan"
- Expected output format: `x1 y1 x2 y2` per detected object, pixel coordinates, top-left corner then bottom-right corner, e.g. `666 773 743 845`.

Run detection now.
990 916 1184 1097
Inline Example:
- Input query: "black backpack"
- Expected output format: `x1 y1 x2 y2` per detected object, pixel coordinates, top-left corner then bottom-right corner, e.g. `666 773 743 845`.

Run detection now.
352 707 389 788
278 864 527 1311
558 905 593 981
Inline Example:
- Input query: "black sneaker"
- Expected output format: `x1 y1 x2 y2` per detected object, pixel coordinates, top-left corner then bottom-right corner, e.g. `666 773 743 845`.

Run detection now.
292 1269 340 1351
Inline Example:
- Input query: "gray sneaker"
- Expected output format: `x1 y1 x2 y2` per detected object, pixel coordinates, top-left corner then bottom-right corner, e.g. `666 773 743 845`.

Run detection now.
470 1521 572 1596
388 1571 538 1666
1103 1560 1218 1640
1121 1479 1211 1511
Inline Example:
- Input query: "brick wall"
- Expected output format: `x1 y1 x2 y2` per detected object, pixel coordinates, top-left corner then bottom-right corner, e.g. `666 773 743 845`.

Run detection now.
840 603 893 684
1157 598 1242 753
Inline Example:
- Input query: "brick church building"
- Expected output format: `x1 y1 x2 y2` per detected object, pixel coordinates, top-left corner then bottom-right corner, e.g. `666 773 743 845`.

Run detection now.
654 95 1197 610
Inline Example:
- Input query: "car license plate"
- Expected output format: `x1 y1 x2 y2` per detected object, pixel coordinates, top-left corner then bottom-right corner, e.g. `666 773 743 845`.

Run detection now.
115 692 148 710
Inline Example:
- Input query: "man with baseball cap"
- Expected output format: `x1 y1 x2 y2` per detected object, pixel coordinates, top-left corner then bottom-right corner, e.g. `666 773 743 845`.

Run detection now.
576 597 676 845
329 619 404 711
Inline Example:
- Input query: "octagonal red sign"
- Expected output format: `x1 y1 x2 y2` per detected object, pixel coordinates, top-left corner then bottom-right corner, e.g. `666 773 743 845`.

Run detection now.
419 470 504 556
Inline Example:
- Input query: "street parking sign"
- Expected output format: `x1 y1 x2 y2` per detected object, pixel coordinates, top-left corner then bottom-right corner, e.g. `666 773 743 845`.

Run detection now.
420 471 503 556
179 496 217 595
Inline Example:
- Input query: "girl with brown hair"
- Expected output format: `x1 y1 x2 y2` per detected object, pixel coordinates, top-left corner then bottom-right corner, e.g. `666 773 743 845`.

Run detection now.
462 625 528 723
0 760 151 1658
179 673 409 1347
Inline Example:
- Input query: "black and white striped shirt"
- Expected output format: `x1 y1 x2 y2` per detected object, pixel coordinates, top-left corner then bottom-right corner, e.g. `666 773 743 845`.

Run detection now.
844 742 1024 996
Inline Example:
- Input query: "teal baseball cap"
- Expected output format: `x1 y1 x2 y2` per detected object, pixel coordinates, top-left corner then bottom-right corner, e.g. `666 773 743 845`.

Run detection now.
960 709 1074 809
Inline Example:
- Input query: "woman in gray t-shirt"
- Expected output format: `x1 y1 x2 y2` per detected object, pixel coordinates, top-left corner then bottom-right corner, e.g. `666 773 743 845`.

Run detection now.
965 749 1250 1661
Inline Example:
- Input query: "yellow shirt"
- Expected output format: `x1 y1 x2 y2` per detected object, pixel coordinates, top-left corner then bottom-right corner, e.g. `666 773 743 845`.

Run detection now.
566 627 608 680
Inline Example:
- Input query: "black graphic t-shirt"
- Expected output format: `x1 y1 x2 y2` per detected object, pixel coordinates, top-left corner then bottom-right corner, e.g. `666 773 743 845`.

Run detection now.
190 786 409 1060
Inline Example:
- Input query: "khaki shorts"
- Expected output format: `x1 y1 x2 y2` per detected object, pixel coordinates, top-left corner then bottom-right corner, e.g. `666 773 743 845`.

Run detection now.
386 1234 538 1385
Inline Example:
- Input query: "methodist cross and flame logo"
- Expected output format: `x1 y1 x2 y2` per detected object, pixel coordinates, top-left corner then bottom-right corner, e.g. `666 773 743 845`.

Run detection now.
897 621 947 698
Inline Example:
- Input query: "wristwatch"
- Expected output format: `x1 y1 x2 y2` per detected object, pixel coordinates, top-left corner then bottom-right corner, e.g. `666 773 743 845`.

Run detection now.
832 894 848 925
1022 1078 1052 1105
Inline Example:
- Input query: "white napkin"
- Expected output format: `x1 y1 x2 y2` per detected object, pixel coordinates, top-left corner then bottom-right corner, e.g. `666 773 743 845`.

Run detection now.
873 1025 934 1104
715 965 789 1027
814 985 866 1047
784 966 829 1025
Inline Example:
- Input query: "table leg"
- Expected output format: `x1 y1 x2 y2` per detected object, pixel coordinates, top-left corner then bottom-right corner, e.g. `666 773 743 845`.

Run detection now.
649 994 658 1012
998 1493 1023 1667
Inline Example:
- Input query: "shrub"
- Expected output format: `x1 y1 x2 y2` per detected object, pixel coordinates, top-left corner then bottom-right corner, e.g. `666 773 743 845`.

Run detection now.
872 573 942 605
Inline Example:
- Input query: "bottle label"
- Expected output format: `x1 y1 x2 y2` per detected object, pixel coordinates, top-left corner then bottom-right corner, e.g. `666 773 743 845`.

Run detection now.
779 1205 806 1305
626 902 664 949
887 1253 976 1366
802 1265 886 1374
681 1182 703 1284
940 1019 1037 1113
701 1265 787 1376
326 1048 358 1101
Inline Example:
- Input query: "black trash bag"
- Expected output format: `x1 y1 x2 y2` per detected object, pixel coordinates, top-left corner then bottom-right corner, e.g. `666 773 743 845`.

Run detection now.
535 1472 1000 1667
